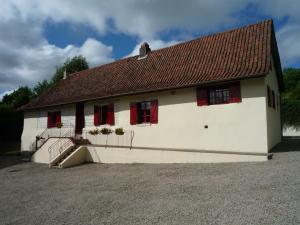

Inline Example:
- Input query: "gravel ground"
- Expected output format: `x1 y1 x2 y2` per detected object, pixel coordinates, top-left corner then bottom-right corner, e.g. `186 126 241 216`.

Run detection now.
0 139 300 225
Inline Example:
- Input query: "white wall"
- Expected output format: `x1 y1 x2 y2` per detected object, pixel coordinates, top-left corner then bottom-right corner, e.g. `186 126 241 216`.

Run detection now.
22 75 278 163
265 57 282 150
85 146 267 163
83 77 268 154
21 105 76 152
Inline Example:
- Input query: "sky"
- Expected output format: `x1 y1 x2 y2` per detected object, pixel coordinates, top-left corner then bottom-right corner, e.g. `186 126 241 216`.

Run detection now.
0 0 300 99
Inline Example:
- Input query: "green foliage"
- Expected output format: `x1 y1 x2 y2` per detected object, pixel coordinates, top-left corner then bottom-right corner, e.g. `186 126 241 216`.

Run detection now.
100 128 112 135
0 104 23 141
51 56 89 85
32 80 50 97
1 87 33 108
32 55 89 96
115 128 125 135
282 68 300 128
0 55 89 142
88 128 99 136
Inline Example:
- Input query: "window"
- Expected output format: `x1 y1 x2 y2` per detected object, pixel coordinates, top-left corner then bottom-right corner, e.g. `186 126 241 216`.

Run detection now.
94 104 114 126
267 86 276 110
137 101 151 123
209 87 230 105
130 100 158 125
47 111 61 128
197 82 241 106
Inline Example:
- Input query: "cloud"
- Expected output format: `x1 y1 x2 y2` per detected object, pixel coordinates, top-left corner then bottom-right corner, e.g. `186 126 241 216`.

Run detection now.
3 0 252 39
1 0 300 94
276 24 300 66
0 15 113 93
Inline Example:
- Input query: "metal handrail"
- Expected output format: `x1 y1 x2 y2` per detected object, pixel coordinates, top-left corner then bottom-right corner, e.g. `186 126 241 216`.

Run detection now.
47 125 76 163
33 122 75 152
48 138 74 163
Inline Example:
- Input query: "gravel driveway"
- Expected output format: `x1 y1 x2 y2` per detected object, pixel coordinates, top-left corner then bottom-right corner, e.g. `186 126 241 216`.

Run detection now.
0 139 300 225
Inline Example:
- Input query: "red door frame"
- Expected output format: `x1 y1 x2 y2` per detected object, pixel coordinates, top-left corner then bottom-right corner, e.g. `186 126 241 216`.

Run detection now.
75 103 85 134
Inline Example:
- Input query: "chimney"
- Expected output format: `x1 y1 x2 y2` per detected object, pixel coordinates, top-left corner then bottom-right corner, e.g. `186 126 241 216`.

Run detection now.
138 42 151 60
63 70 67 79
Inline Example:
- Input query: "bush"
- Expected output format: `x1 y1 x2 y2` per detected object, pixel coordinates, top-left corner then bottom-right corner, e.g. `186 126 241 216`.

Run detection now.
115 128 125 135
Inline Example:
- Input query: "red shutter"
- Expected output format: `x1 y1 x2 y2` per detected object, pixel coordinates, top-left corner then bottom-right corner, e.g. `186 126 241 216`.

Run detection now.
229 82 241 103
130 103 137 125
56 111 61 125
107 104 115 125
47 112 52 128
196 87 208 106
150 100 158 124
94 106 99 126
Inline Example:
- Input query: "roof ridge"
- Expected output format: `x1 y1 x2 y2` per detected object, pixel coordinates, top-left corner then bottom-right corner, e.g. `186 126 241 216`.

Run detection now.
67 19 273 78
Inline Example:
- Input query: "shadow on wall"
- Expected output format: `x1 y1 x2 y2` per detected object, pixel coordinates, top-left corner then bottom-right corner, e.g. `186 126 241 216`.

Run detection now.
271 137 300 153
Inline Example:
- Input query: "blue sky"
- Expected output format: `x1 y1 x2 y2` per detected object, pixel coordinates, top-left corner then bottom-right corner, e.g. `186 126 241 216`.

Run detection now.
0 0 300 98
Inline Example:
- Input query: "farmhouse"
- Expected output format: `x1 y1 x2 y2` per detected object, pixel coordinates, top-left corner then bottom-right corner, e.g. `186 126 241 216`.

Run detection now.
20 19 283 167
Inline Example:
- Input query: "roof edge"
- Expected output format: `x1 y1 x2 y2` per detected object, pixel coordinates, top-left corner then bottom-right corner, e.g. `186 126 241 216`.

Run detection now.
21 73 268 111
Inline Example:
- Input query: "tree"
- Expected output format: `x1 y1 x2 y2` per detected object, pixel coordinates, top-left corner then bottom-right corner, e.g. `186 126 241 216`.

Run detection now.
32 80 50 97
281 68 300 128
1 86 33 108
33 55 89 96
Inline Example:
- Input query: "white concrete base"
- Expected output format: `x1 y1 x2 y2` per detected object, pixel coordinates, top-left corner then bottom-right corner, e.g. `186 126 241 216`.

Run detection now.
86 146 268 163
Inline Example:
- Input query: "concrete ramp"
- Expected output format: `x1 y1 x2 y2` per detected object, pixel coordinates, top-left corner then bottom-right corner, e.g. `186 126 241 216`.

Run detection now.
59 146 87 168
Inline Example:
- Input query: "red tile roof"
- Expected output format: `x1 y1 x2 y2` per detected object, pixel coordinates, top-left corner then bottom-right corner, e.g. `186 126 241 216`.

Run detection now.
22 19 283 110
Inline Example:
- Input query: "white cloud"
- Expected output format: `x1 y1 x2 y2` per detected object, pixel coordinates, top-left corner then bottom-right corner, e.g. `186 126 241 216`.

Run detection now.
1 0 300 94
0 15 113 93
277 24 300 66
2 0 251 39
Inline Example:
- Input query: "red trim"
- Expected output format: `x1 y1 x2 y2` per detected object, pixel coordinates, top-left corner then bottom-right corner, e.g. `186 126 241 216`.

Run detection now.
150 100 158 124
94 105 99 126
107 104 115 125
196 87 208 106
47 111 61 128
56 111 61 124
229 82 241 103
130 103 137 125
75 103 85 134
47 112 52 128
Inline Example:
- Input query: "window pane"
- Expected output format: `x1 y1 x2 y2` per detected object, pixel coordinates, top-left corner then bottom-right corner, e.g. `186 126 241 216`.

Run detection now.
209 87 229 105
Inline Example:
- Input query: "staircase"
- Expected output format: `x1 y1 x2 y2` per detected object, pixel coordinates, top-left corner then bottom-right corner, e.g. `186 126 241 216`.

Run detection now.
48 137 90 168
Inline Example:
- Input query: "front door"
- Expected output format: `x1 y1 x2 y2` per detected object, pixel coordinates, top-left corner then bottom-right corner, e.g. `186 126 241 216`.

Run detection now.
75 103 85 134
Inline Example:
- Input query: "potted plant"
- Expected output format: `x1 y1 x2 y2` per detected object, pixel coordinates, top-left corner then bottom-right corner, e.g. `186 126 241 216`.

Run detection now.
115 128 125 135
88 128 99 135
56 122 63 128
101 127 112 135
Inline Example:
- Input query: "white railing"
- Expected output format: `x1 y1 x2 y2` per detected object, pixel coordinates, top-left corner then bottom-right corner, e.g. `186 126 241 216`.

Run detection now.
32 122 75 152
83 129 134 149
48 138 74 163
